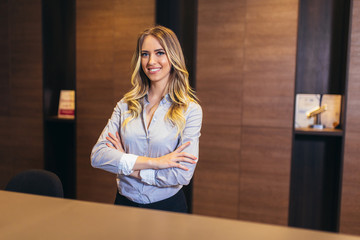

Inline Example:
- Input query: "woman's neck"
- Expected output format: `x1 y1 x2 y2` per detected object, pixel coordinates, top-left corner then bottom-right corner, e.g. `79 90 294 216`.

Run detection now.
148 82 168 103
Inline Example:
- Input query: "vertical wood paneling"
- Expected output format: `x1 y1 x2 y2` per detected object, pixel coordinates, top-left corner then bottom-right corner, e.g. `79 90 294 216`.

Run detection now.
239 0 297 225
341 0 360 234
194 0 297 224
243 0 298 128
239 127 292 225
76 0 154 203
0 0 9 115
76 0 116 202
0 0 43 188
193 0 245 219
0 0 11 187
295 0 334 94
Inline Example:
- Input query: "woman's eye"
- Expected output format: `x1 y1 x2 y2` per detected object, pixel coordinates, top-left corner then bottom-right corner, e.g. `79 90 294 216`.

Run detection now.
141 52 149 57
157 51 165 56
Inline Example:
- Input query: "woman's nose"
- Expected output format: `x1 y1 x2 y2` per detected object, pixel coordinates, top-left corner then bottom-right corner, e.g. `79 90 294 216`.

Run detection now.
148 54 155 65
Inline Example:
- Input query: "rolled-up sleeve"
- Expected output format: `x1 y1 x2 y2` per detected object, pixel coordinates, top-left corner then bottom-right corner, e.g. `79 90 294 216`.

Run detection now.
90 102 138 175
140 103 202 187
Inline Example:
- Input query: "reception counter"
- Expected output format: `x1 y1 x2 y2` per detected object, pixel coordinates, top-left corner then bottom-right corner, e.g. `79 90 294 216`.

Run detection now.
0 190 359 240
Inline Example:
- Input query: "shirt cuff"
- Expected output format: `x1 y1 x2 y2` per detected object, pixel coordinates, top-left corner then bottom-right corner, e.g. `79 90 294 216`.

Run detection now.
139 169 156 185
119 153 138 175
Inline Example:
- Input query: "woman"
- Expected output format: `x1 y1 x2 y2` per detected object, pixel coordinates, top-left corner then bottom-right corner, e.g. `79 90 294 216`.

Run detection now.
91 25 202 213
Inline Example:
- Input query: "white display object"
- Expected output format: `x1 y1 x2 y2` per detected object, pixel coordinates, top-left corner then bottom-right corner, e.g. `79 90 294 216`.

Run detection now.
294 94 341 129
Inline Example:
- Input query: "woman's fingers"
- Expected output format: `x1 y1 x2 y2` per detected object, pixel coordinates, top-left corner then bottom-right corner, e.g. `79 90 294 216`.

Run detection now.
171 153 197 165
175 141 191 153
113 132 124 151
116 131 121 141
179 157 197 164
106 132 125 152
155 151 197 170
106 136 118 147
175 164 189 171
179 152 197 160
108 132 118 143
106 143 115 149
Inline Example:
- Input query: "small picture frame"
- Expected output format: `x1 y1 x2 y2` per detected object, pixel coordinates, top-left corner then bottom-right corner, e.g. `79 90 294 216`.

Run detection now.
58 90 75 119
294 94 341 129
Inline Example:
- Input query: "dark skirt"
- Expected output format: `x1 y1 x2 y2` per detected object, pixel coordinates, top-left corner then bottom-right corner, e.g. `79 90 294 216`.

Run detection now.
114 189 188 213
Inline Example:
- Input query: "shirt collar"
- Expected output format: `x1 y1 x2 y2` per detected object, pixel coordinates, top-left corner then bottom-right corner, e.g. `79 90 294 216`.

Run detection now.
144 93 172 105
161 94 171 104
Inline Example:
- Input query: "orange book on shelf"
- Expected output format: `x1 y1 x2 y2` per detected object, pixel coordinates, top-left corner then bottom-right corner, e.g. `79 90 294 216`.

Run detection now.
58 90 75 119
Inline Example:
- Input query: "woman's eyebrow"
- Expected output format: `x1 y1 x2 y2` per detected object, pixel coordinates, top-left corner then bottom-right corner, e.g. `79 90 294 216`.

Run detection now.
141 48 164 52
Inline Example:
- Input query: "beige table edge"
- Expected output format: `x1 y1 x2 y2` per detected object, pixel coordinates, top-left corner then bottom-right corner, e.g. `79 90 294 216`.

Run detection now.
0 190 359 240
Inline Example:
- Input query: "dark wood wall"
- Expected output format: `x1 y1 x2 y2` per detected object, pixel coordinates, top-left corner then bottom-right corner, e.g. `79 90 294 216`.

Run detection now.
1 0 360 235
193 0 298 225
76 0 155 203
239 1 297 225
193 0 245 218
0 0 43 188
341 0 360 235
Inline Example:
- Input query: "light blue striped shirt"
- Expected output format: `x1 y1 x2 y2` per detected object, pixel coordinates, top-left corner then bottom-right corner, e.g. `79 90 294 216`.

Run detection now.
91 94 202 204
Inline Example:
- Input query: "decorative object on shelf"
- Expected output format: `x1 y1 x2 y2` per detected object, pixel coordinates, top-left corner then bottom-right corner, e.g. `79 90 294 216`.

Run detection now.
295 94 341 129
306 98 327 129
321 94 342 128
58 90 75 119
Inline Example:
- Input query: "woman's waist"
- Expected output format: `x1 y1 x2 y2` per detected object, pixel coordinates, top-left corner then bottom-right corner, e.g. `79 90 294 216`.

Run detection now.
116 175 181 204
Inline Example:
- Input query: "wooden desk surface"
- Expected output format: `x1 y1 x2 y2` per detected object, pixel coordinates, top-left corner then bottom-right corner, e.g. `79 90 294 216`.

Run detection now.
1 190 359 240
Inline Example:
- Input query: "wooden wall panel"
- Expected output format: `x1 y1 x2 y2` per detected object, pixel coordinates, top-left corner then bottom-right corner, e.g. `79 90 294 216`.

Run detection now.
76 0 155 203
0 0 11 187
193 126 241 218
239 0 297 225
239 127 292 225
0 0 9 115
193 0 245 219
194 0 297 225
341 0 360 234
243 0 298 128
0 0 43 189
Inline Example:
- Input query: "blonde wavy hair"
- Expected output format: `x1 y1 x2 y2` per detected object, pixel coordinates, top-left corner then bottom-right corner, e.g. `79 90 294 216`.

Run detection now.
122 25 198 137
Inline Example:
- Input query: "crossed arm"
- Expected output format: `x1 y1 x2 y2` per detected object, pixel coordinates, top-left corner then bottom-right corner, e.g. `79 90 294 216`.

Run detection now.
106 131 196 179
91 101 202 187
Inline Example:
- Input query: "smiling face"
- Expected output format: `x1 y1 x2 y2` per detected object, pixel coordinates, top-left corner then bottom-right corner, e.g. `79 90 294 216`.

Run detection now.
141 35 172 87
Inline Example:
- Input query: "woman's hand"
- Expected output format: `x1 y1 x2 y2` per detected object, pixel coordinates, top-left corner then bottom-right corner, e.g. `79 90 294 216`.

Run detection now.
106 132 124 153
107 133 196 172
152 142 197 171
106 132 141 179
129 170 140 179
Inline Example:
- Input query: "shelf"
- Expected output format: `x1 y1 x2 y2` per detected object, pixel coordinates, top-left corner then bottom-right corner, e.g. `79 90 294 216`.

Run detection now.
294 128 343 136
44 120 76 199
42 0 76 199
45 116 75 122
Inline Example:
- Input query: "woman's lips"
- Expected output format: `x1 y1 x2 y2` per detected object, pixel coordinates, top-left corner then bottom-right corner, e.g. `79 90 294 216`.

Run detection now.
148 67 161 73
